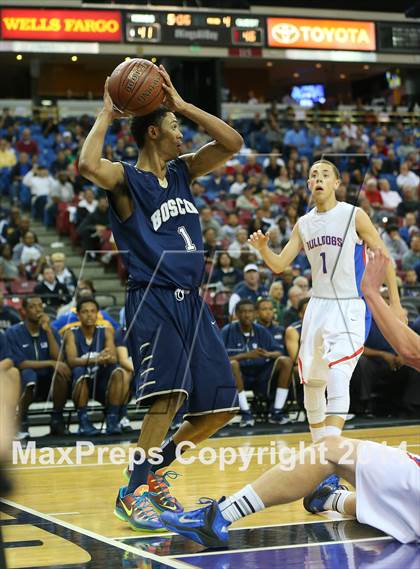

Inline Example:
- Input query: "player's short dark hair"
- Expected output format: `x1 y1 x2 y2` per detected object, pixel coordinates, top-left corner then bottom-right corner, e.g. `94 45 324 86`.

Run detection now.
22 295 42 309
76 296 99 313
310 159 341 180
131 106 171 149
235 299 255 313
297 297 310 313
255 298 273 310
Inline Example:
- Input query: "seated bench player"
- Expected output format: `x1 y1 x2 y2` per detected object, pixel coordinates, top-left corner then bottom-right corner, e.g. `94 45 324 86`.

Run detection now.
6 295 71 439
221 299 293 426
64 297 128 436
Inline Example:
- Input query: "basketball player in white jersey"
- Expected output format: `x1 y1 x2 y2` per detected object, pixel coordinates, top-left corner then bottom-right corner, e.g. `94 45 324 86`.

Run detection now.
249 159 405 443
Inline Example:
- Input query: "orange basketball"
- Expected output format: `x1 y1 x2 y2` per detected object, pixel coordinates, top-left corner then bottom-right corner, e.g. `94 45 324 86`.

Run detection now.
108 58 165 116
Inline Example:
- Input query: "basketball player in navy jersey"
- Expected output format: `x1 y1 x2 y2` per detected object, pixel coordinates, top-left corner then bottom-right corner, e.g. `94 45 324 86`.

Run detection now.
79 66 241 530
64 297 128 435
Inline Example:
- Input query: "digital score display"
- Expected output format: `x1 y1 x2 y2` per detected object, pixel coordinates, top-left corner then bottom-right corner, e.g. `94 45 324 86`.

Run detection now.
125 12 264 47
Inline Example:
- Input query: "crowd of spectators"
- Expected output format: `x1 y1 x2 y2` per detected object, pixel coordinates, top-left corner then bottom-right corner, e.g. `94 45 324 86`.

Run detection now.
0 102 419 434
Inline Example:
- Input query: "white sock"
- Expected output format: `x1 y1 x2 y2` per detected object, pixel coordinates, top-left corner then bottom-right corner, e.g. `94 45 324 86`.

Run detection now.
323 490 352 514
238 391 250 412
325 425 342 437
219 484 265 523
274 387 288 410
310 426 326 443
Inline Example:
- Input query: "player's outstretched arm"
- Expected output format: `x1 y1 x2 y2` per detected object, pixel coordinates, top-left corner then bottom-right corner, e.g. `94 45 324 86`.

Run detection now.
158 65 243 179
361 249 420 371
249 225 303 275
355 209 406 322
79 78 125 191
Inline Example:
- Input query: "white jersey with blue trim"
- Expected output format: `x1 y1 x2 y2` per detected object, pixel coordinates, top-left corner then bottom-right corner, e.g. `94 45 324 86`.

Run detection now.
297 201 367 299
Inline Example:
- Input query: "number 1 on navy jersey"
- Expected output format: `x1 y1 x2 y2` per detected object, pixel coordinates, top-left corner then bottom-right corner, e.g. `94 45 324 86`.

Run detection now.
320 252 327 274
178 226 196 251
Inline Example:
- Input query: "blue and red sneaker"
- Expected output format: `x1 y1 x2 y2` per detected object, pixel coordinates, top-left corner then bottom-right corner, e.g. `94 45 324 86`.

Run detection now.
303 474 345 513
160 498 230 548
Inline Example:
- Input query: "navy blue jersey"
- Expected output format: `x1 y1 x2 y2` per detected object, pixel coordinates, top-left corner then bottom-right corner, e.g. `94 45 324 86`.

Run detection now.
108 159 205 289
6 322 61 366
221 321 277 370
263 322 284 353
72 325 106 363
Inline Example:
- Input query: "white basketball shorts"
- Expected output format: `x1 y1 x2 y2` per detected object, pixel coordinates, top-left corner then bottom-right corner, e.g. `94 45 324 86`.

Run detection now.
298 297 368 384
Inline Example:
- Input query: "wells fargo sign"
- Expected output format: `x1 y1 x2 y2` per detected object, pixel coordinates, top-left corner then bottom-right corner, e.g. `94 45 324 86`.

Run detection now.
267 18 376 51
0 9 122 41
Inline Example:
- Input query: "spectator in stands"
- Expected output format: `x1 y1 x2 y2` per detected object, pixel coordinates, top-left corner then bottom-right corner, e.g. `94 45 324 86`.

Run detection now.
51 252 77 296
403 269 419 297
12 230 45 279
228 228 257 268
76 187 97 225
64 297 128 435
243 155 262 178
22 164 55 220
397 133 417 160
0 139 16 169
78 195 110 260
229 263 268 315
50 150 68 175
402 235 420 271
191 125 211 150
0 243 19 281
44 171 75 227
396 162 420 191
53 282 119 333
199 206 222 239
0 108 15 130
0 292 21 332
378 178 402 211
220 212 240 243
15 128 38 157
341 119 357 140
248 207 275 235
293 276 310 296
209 252 242 290
284 204 298 230
332 130 349 153
283 285 304 329
399 212 419 245
0 206 19 243
273 166 293 196
191 181 207 210
283 123 308 156
397 186 419 218
268 280 286 325
229 172 247 196
364 178 383 209
222 299 291 427
381 147 400 175
6 214 31 249
264 154 282 181
10 152 31 206
203 227 219 262
204 167 229 200
6 295 71 438
381 224 409 264
236 185 261 211
34 266 70 310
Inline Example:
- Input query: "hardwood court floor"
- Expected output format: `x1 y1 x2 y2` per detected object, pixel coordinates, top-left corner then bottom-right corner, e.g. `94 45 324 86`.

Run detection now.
2 425 419 568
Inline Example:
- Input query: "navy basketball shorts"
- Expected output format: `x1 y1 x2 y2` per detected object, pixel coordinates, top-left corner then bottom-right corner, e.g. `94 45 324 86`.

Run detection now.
125 286 239 417
241 361 276 397
20 368 54 400
72 364 118 404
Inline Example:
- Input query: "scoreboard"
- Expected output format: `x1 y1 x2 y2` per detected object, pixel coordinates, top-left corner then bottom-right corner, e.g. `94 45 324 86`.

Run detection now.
125 11 264 47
